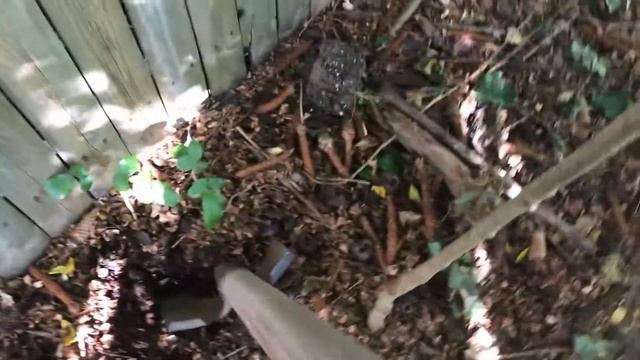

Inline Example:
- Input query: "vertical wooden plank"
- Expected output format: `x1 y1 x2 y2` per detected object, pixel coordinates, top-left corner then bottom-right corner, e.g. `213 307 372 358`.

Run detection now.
39 0 169 154
311 0 332 15
123 0 209 122
0 91 91 226
0 155 78 236
187 0 246 95
0 0 129 194
0 198 49 278
237 0 278 65
278 0 310 40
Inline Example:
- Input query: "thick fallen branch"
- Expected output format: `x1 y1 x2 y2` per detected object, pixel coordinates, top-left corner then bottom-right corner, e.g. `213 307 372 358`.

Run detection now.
368 102 640 330
255 83 295 114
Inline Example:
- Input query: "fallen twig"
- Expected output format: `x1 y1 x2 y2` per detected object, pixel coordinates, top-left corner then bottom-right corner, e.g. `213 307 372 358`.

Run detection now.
27 266 81 315
319 133 350 177
342 119 355 169
274 41 312 74
532 205 596 253
385 194 400 264
360 216 387 270
379 84 486 168
384 109 472 196
296 123 315 178
417 160 437 240
254 83 295 114
368 102 640 331
388 0 423 36
350 135 397 180
498 347 570 359
235 149 293 178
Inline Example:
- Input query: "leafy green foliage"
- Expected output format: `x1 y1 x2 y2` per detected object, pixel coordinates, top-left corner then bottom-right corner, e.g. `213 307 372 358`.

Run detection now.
606 0 629 13
173 141 207 172
112 156 140 191
377 148 406 175
44 174 77 200
188 177 226 229
591 91 631 119
570 40 609 77
68 164 92 191
474 71 517 107
372 35 389 48
573 335 619 360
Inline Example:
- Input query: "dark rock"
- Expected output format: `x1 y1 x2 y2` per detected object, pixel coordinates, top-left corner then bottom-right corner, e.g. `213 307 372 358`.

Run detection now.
306 40 366 117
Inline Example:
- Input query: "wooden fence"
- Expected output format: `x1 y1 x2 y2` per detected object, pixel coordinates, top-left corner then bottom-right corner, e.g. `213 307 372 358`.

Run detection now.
0 0 330 277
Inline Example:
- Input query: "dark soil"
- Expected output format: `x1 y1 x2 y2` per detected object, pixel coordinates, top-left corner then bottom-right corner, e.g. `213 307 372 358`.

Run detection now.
2 1 640 359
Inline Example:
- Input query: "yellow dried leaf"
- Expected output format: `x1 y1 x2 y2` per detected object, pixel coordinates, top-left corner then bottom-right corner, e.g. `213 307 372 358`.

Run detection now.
371 185 387 199
60 319 77 346
515 247 530 263
48 258 75 277
408 184 421 203
610 307 627 325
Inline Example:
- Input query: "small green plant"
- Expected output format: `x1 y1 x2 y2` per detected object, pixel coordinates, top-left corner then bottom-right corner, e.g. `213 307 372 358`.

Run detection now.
112 156 180 207
573 334 619 360
570 40 609 77
377 147 406 175
474 71 516 107
187 177 226 229
606 0 629 13
171 140 207 172
44 164 92 200
591 90 631 119
112 156 140 191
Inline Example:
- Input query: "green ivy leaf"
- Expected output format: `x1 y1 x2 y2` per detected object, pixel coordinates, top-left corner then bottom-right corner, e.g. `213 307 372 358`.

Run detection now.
357 166 375 181
202 191 225 229
606 0 628 13
44 174 77 200
571 40 609 77
170 144 187 158
377 148 405 175
160 182 180 207
428 241 442 256
175 141 206 172
187 177 225 199
475 71 516 107
448 263 476 295
573 335 619 360
591 91 631 119
113 156 139 191
68 164 93 191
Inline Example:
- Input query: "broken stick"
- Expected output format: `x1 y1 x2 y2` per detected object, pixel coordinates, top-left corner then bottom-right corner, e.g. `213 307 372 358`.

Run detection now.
235 149 294 178
368 101 640 331
28 266 81 315
385 194 400 264
255 83 295 114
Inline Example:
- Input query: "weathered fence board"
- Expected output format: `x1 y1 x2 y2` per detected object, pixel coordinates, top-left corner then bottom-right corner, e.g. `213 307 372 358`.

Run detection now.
311 0 332 15
39 0 169 154
0 0 129 195
278 0 310 39
0 92 91 232
0 199 49 277
187 0 247 95
237 0 278 64
123 0 209 122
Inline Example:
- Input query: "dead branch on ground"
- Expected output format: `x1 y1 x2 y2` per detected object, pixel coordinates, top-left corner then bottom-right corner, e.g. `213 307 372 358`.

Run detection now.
27 266 81 315
235 149 294 178
368 102 640 331
254 83 295 114
385 194 400 264
274 41 312 74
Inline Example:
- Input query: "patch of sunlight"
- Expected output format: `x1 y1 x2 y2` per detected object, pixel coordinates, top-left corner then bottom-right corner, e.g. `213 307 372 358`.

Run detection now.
80 108 112 134
170 85 208 122
16 62 35 80
41 106 72 129
83 71 110 94
75 257 125 359
465 243 501 360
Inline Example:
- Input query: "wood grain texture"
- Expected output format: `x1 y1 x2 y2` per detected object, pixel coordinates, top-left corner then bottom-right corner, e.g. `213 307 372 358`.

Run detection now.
187 0 247 95
277 0 310 40
39 0 169 154
0 91 92 220
237 0 278 64
311 0 332 15
123 0 208 121
0 198 49 278
0 0 129 194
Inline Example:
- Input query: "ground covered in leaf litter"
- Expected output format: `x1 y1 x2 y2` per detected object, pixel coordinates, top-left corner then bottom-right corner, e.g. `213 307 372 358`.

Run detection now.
2 0 640 359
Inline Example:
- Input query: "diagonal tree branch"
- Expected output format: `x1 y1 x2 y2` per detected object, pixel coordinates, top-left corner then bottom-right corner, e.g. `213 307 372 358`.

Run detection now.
368 102 640 331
